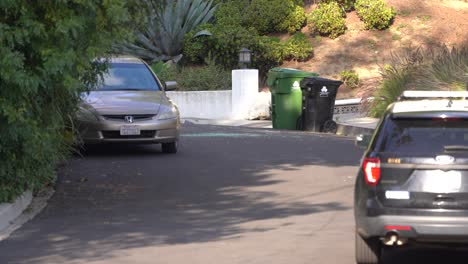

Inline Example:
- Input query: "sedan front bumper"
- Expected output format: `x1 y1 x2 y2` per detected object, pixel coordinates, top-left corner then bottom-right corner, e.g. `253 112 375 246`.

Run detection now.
77 117 180 144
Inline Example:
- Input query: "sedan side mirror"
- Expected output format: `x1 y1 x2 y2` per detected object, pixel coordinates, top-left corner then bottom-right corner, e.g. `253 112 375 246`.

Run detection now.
356 134 372 149
165 81 177 91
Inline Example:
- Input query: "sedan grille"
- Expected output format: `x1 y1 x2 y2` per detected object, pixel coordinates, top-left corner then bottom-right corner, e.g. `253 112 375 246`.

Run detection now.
102 114 155 122
101 130 156 139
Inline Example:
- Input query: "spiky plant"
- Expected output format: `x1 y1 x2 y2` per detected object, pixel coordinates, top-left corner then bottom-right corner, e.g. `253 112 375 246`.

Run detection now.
116 0 217 62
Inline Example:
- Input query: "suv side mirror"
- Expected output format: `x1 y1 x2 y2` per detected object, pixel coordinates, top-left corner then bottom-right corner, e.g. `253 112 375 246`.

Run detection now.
356 134 372 149
165 81 177 91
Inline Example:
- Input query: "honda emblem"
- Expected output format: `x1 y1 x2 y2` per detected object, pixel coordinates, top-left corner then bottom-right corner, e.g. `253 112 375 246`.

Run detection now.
124 116 134 123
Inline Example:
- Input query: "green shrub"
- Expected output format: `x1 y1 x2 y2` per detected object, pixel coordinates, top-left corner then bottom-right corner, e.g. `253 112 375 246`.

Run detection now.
322 0 356 12
214 0 248 27
0 1 130 202
150 61 170 76
340 70 360 89
370 66 412 117
246 0 306 34
355 0 395 30
252 36 286 82
309 2 347 39
116 0 218 62
155 59 232 91
283 32 314 61
208 24 259 69
370 43 468 117
183 24 213 64
279 5 308 34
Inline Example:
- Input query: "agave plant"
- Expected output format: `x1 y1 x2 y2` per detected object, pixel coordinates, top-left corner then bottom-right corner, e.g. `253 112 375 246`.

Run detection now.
117 0 217 62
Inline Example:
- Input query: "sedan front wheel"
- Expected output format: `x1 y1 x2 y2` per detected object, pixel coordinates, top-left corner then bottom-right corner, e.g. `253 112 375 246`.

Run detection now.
162 142 178 154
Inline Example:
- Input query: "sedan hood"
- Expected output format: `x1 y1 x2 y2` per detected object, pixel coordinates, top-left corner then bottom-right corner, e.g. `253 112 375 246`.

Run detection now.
80 90 165 115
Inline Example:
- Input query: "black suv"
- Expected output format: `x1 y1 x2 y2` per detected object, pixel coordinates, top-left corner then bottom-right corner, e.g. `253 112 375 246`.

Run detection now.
354 91 468 263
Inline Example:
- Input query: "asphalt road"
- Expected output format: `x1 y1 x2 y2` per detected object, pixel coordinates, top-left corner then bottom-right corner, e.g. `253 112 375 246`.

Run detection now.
1 124 468 263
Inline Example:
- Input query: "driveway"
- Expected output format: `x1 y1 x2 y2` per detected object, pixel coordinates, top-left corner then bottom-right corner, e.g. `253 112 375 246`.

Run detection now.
0 124 467 263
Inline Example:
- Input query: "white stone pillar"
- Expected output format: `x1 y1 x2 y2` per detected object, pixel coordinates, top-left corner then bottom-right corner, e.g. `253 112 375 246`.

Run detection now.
231 69 259 119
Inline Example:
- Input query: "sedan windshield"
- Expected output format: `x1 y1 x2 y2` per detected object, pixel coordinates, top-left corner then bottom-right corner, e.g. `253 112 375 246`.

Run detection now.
97 63 161 91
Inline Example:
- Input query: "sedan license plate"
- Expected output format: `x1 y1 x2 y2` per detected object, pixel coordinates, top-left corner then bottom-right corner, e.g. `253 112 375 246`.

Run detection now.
120 125 140 136
422 170 462 193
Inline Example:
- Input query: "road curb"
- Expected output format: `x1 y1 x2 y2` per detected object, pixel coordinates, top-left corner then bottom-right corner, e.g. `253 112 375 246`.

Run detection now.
336 123 375 137
0 191 32 233
184 118 378 138
0 187 54 241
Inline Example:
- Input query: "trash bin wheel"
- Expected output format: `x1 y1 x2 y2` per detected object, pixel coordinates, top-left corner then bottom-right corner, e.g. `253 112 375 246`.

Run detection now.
322 120 337 134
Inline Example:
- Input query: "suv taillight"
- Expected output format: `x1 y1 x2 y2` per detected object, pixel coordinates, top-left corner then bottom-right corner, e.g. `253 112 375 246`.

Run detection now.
363 158 380 186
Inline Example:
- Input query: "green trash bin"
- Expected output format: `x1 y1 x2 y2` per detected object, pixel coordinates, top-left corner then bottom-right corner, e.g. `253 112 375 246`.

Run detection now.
267 68 318 130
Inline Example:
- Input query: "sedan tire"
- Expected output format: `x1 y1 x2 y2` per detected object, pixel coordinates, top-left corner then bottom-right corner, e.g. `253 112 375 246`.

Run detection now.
162 142 178 154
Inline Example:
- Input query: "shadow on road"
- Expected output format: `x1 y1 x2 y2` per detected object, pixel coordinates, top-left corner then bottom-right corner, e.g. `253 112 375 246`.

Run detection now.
381 246 468 264
1 125 359 263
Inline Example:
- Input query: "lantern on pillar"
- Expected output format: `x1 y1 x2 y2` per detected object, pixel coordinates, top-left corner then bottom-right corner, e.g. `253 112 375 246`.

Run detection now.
239 48 252 69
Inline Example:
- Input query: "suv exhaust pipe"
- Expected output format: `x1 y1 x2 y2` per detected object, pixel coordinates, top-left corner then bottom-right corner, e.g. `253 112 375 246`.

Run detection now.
382 232 407 246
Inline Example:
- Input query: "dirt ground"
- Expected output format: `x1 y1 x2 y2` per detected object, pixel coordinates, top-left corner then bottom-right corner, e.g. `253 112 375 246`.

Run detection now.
282 0 468 99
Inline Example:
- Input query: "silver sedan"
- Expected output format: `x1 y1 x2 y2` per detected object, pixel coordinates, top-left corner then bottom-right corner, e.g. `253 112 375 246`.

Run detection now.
76 56 180 153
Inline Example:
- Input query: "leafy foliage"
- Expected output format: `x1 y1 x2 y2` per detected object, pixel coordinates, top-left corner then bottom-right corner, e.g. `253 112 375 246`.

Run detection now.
322 0 356 12
116 0 218 62
283 33 314 61
153 59 232 91
340 70 360 89
150 61 170 76
0 1 130 202
355 0 395 30
280 5 308 34
184 23 258 69
246 0 306 34
213 0 248 27
370 43 468 117
253 36 287 82
182 0 313 84
183 28 213 64
309 2 347 39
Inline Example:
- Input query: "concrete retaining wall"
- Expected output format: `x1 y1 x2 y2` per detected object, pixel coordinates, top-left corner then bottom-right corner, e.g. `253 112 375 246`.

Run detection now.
167 91 232 119
167 90 364 120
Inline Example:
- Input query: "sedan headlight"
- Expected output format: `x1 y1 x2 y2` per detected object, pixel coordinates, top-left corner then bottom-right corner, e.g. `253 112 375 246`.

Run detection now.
157 105 178 120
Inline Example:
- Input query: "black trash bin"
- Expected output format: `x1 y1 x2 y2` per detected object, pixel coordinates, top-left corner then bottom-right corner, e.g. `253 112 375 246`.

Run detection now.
300 77 343 133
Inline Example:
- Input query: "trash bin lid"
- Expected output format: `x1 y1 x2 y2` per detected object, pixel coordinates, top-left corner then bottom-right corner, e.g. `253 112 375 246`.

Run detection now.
300 77 343 88
268 67 319 79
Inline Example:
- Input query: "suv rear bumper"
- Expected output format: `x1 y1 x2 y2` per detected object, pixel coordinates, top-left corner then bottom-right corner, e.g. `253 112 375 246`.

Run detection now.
358 215 468 243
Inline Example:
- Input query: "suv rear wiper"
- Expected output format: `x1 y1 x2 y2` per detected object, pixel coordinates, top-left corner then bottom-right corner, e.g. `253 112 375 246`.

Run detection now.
444 145 468 151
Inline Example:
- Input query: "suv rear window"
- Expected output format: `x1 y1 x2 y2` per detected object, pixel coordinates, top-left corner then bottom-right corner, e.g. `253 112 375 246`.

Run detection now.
375 118 468 154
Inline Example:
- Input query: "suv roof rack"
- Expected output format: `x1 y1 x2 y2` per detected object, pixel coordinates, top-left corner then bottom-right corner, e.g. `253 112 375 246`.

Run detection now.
399 91 468 101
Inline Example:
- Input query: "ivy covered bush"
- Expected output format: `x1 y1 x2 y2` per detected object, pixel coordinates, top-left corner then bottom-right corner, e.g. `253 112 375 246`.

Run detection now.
309 2 347 39
0 1 130 202
355 0 395 30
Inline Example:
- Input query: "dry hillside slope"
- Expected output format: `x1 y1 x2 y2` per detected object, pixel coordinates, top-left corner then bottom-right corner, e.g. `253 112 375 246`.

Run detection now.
282 0 468 99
